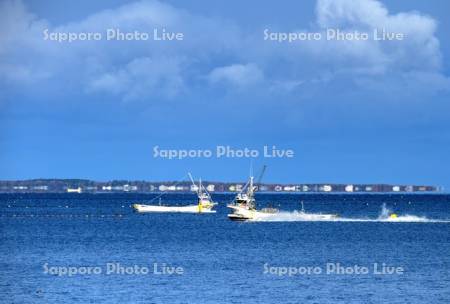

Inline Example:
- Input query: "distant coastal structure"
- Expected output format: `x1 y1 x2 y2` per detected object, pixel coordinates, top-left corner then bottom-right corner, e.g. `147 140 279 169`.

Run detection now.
0 179 442 193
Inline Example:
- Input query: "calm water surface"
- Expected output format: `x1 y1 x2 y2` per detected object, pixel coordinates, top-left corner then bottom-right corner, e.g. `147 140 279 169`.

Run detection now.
1 193 449 303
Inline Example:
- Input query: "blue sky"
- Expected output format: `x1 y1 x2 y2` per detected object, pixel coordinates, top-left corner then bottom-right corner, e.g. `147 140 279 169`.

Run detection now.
1 0 449 188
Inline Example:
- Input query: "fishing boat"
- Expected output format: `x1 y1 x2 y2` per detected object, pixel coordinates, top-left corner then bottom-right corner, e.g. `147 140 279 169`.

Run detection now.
227 165 339 221
227 172 279 221
133 173 217 213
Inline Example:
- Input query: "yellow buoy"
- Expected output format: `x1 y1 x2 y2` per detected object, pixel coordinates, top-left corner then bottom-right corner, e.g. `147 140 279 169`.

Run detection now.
389 213 398 219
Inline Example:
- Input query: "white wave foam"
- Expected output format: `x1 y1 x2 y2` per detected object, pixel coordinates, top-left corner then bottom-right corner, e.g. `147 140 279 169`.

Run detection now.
251 204 450 223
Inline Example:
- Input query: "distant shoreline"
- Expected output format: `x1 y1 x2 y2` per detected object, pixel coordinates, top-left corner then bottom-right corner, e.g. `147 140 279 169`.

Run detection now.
0 179 441 194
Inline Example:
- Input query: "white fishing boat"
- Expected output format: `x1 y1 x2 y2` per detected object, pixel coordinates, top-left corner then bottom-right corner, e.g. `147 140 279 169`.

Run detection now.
227 166 339 221
227 169 279 221
133 173 217 213
132 203 216 213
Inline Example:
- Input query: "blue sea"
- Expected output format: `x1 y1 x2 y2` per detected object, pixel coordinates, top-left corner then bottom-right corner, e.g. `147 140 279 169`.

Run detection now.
1 193 450 303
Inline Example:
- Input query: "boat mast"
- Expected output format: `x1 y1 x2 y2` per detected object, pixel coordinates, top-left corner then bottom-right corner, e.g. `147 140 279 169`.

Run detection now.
188 172 200 199
249 176 254 199
248 176 256 209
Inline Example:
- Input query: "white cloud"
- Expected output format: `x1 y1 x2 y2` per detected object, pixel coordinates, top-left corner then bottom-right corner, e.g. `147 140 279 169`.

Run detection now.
315 0 441 72
253 0 448 98
0 0 241 100
208 63 263 87
0 0 52 83
88 56 184 100
0 0 448 102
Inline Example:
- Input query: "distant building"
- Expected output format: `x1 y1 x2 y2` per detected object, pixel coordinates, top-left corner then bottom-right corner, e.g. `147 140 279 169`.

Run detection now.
67 187 82 193
322 185 332 192
13 186 28 190
33 185 48 191
259 185 269 191
283 186 296 191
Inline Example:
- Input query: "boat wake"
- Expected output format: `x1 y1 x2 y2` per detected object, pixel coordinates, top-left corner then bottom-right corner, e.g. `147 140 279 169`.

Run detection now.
251 204 450 223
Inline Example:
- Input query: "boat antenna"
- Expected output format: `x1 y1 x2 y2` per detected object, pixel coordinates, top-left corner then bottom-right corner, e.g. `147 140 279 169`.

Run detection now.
200 178 205 198
256 165 267 188
148 173 188 203
249 176 254 198
188 172 200 197
187 172 196 187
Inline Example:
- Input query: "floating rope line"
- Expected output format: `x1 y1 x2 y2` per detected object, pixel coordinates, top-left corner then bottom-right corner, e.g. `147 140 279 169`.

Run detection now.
0 214 127 218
